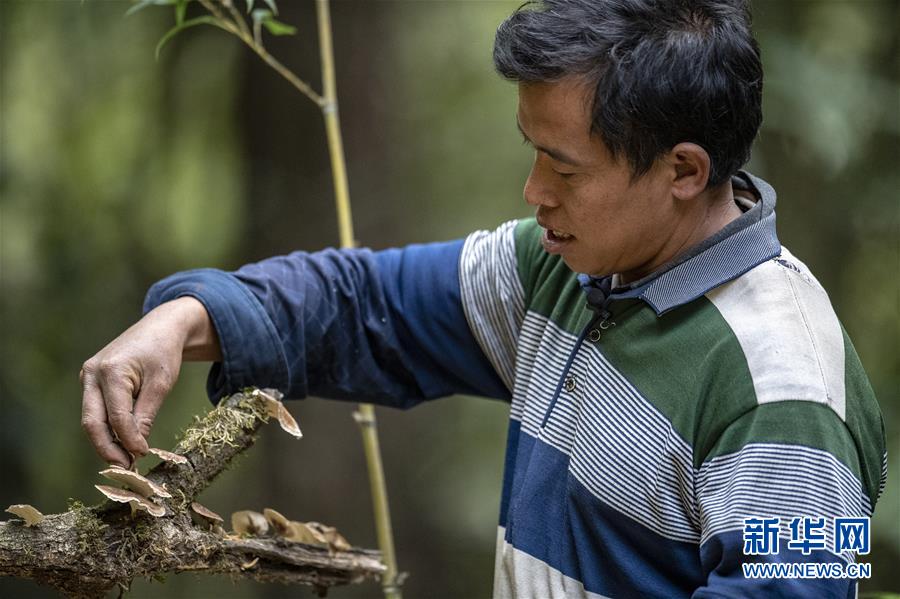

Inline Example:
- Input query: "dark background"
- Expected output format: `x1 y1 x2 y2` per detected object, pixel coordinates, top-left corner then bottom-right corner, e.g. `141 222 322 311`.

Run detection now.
1 1 897 597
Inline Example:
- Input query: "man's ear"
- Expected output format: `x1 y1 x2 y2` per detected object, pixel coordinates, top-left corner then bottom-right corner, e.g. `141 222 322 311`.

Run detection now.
664 142 711 201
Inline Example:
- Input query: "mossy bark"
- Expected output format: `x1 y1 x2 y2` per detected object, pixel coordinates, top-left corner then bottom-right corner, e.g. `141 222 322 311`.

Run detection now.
0 390 384 598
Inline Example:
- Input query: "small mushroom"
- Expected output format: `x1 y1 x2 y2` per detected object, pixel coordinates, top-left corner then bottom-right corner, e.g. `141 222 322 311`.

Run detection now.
191 502 224 529
307 521 351 551
148 447 188 466
95 485 166 517
263 508 291 536
262 508 328 545
254 389 302 439
99 466 172 499
231 510 270 536
328 532 351 552
274 403 303 439
283 521 327 545
5 504 44 527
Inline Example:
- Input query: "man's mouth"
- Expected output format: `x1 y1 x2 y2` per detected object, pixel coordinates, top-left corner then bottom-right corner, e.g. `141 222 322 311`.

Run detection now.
541 227 576 254
548 229 574 241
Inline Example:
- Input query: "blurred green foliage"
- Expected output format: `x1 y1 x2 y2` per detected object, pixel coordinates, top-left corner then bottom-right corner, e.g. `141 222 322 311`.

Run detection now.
0 1 897 597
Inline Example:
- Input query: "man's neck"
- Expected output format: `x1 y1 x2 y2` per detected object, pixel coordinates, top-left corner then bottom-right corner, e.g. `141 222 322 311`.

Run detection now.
618 182 744 285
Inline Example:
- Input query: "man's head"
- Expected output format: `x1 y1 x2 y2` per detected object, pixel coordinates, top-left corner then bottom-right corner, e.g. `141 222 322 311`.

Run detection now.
493 0 763 278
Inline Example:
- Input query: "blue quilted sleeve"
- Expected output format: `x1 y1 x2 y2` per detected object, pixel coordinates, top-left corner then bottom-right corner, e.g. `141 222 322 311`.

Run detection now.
143 240 509 406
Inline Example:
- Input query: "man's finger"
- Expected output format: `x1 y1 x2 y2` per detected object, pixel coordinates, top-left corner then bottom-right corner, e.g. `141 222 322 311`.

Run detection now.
133 377 168 439
81 375 131 467
97 368 149 456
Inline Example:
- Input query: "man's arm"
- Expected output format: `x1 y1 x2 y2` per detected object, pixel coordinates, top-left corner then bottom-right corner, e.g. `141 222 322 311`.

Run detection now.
82 227 524 465
145 240 510 405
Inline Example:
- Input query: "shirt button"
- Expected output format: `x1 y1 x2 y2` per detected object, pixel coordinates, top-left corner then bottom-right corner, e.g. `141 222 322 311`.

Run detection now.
588 328 602 342
564 376 577 392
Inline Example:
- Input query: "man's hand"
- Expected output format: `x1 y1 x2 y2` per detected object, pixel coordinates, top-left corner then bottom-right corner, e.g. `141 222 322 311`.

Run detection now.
80 297 221 467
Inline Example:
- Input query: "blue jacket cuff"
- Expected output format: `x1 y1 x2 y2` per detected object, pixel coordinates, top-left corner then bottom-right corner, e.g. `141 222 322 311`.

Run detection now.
143 268 290 404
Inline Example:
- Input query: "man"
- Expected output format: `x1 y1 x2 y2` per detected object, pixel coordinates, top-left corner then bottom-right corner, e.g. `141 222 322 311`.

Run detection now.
81 1 886 597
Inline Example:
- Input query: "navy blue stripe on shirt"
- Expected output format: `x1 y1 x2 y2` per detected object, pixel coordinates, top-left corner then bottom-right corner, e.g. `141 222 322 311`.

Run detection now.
504 429 706 598
498 417 521 528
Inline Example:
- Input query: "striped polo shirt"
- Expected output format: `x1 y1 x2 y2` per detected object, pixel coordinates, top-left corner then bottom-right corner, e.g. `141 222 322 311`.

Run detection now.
145 171 886 598
460 173 886 598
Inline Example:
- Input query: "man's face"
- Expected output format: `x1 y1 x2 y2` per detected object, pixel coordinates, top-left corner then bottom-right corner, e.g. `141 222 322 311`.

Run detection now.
517 78 676 278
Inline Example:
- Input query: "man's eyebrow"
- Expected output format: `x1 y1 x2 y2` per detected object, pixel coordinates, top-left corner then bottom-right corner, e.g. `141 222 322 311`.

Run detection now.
516 118 585 168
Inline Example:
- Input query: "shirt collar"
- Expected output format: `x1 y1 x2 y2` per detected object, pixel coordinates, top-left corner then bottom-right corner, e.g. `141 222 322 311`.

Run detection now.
578 170 781 317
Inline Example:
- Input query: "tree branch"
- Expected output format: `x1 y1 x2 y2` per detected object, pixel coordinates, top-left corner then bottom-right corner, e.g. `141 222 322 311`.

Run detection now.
197 0 326 107
0 390 384 598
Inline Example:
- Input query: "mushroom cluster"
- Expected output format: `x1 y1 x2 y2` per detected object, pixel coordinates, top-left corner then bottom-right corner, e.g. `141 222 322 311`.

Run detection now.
230 507 351 553
93 447 188 518
4 447 190 526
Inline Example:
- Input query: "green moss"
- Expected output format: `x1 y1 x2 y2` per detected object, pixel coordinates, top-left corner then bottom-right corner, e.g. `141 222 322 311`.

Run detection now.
114 517 173 572
72 507 108 556
175 391 269 457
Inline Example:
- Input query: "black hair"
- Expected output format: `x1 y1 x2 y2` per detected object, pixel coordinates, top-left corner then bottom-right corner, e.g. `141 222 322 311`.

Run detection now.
493 0 763 187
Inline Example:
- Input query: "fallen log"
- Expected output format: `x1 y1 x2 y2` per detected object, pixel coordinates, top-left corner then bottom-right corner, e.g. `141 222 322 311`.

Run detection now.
0 389 385 598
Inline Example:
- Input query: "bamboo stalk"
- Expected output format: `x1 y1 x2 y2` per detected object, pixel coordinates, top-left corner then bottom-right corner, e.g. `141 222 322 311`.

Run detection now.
316 0 355 249
187 3 403 596
315 3 402 597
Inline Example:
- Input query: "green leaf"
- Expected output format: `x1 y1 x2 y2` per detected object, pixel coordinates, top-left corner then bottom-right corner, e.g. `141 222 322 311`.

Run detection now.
125 0 175 18
245 0 255 13
262 18 296 36
261 16 296 36
155 16 223 60
262 0 278 16
175 0 188 26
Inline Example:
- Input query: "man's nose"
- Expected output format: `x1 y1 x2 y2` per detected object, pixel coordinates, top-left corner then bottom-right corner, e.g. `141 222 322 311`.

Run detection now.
523 158 560 208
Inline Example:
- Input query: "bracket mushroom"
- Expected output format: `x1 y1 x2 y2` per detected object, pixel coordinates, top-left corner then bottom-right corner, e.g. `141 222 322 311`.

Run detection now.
5 504 44 527
253 389 303 439
308 521 352 552
148 447 189 466
95 485 166 517
231 510 270 537
99 466 172 499
191 502 224 532
263 508 351 551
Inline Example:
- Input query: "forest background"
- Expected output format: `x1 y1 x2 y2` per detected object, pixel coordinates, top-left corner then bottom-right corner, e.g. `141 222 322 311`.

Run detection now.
0 1 897 597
